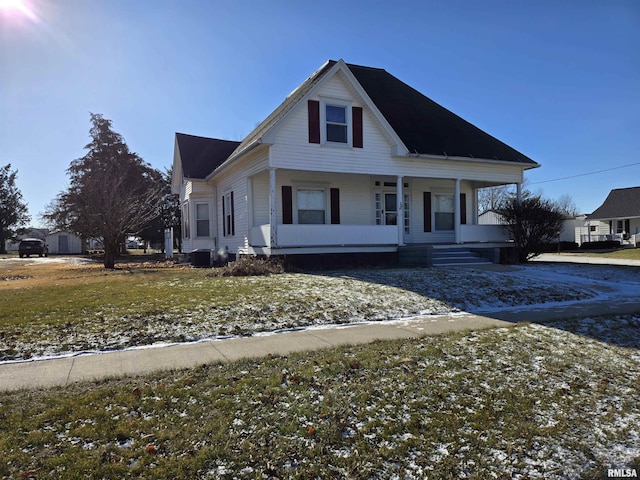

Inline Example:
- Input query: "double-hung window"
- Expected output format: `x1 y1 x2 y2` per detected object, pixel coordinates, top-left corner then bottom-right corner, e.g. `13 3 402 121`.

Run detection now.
434 195 455 231
297 189 326 224
195 203 210 237
325 104 348 143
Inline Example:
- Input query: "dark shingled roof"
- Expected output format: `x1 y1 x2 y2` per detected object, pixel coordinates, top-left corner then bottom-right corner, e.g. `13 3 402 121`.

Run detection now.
176 60 537 179
588 186 640 220
346 63 536 165
175 133 240 179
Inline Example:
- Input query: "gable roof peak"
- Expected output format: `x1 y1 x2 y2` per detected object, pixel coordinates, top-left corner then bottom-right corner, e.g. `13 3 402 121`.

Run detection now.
175 133 240 179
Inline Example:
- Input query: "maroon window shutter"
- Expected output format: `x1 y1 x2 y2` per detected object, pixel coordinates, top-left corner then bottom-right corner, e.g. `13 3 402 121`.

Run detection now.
230 191 235 236
330 188 340 224
282 186 293 224
352 106 363 148
423 192 432 232
308 100 320 144
460 193 467 225
222 195 226 236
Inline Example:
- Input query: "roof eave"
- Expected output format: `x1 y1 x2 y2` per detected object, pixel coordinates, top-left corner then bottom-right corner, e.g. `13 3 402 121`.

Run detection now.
398 152 540 170
205 138 267 181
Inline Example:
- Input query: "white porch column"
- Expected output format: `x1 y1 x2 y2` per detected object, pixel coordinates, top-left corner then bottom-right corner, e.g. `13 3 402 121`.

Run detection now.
269 168 277 248
454 178 461 244
516 182 522 205
472 187 478 225
247 177 254 245
397 176 405 246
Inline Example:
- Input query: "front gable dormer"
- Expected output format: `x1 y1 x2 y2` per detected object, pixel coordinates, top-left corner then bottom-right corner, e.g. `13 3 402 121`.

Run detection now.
307 99 363 148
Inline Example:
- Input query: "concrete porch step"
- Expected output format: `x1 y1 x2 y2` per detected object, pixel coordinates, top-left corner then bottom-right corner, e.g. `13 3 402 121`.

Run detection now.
432 250 492 266
398 245 494 266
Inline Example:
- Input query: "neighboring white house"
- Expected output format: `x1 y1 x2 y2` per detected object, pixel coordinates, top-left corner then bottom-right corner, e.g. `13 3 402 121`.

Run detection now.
572 215 610 245
588 186 640 246
172 59 540 261
45 231 84 254
479 211 593 246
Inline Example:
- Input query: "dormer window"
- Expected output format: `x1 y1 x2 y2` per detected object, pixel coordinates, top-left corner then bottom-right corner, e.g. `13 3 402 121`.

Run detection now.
307 99 363 148
326 105 347 143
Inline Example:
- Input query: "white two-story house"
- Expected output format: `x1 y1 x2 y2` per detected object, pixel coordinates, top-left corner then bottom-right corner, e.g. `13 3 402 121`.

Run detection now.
172 59 539 264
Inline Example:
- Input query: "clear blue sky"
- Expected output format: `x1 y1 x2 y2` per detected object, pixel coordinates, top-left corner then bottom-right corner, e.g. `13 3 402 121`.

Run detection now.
1 0 639 227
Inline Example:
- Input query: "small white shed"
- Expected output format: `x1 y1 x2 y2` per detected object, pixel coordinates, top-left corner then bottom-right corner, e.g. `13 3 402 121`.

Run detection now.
46 231 84 254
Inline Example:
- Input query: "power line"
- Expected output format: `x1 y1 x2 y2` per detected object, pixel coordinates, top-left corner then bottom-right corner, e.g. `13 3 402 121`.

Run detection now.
530 161 640 185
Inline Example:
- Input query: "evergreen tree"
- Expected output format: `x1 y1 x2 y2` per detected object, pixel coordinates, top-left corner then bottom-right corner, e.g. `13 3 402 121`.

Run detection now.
44 114 162 268
0 164 30 254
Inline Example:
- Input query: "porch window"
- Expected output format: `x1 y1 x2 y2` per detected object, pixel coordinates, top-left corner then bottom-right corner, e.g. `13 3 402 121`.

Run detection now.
223 192 235 236
183 203 190 239
434 194 454 231
404 194 411 234
326 105 347 143
297 189 326 224
195 203 210 237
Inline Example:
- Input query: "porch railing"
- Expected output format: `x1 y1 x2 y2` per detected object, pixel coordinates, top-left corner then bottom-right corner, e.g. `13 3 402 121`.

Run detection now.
250 224 398 248
579 233 635 245
460 224 507 243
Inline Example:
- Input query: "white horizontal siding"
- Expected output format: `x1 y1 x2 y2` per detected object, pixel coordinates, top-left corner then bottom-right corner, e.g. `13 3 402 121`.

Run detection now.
270 71 397 175
409 179 473 244
267 69 526 185
252 171 270 226
251 170 378 227
213 149 269 255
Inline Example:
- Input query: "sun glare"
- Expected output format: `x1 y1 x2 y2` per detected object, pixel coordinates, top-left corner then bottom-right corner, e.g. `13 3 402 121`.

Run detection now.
0 0 37 20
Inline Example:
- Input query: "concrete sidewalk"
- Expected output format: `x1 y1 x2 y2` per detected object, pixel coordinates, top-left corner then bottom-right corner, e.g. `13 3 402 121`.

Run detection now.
2 299 640 392
0 314 510 392
533 253 640 267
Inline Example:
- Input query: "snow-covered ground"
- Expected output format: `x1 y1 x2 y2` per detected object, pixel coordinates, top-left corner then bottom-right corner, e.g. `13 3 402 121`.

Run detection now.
1 262 638 362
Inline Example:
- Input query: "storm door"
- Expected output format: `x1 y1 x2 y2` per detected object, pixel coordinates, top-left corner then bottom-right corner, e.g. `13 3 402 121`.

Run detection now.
375 192 397 226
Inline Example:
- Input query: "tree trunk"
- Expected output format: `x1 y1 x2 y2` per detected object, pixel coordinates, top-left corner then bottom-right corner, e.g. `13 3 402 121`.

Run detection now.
0 231 6 254
103 240 118 269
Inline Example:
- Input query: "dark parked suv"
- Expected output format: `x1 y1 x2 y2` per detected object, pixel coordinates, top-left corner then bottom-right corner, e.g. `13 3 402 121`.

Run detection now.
18 238 49 258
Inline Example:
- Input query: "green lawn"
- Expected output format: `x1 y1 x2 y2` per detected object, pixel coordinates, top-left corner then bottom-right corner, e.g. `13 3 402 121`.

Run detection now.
592 248 640 260
0 258 604 361
0 322 638 479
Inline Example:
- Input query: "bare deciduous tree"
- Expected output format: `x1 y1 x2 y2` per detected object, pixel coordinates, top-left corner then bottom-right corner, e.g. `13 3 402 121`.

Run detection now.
477 185 510 214
554 194 579 217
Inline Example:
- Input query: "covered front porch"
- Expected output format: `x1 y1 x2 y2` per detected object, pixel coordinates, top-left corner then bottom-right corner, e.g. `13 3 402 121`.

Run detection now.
243 167 520 255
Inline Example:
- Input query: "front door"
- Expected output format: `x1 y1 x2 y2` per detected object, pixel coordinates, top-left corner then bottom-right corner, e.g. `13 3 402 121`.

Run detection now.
58 235 69 253
375 192 397 226
384 193 397 226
